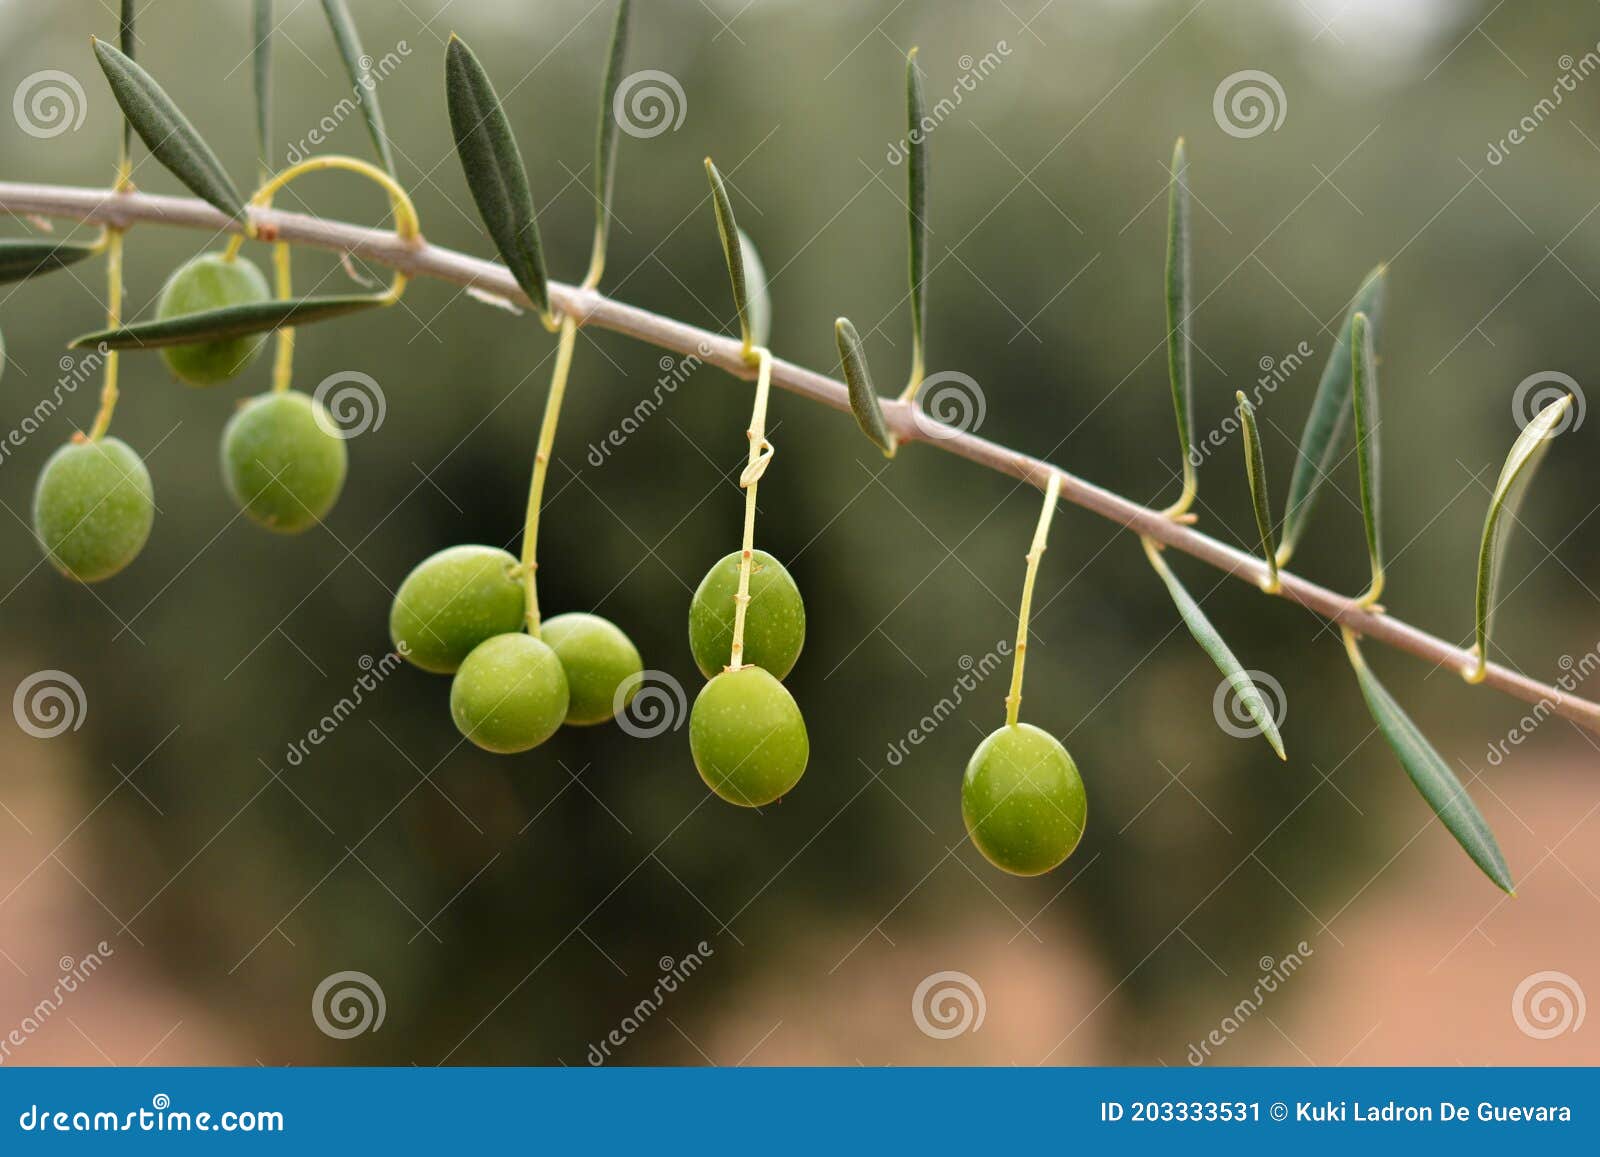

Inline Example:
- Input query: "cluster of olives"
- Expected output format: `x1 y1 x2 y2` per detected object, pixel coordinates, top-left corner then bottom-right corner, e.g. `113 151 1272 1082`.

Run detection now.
389 545 644 753
686 549 809 807
32 252 348 583
961 724 1087 876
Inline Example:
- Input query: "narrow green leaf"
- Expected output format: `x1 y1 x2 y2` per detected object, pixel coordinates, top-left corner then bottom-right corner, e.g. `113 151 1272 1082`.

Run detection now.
1350 312 1383 600
592 0 632 266
906 47 929 385
1342 631 1513 892
71 293 388 350
1472 393 1573 674
118 0 136 157
0 239 102 284
705 158 753 349
1141 538 1286 759
320 0 394 174
91 39 245 220
739 228 772 349
1236 391 1279 591
445 35 549 317
1165 138 1195 508
253 0 274 174
836 318 894 457
1279 264 1386 564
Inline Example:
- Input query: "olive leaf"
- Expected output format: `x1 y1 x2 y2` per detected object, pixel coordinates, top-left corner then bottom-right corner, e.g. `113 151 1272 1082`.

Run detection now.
91 38 246 220
71 293 388 350
1342 630 1514 893
1236 391 1279 591
253 0 274 175
1471 393 1573 675
445 35 549 317
320 0 394 175
906 47 929 387
591 0 632 272
705 158 756 350
739 228 772 349
118 0 136 158
1350 311 1383 601
1164 138 1195 511
1141 538 1287 759
0 238 102 284
836 317 895 456
1279 264 1386 565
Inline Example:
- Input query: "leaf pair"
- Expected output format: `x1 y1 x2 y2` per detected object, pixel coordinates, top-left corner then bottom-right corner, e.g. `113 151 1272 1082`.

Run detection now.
837 48 930 457
445 2 632 317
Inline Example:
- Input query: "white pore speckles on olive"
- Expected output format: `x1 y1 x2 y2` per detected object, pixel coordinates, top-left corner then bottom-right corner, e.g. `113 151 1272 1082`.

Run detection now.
156 253 271 387
961 723 1086 877
221 391 348 533
450 632 570 754
32 436 155 583
390 545 526 674
688 549 805 679
688 666 808 807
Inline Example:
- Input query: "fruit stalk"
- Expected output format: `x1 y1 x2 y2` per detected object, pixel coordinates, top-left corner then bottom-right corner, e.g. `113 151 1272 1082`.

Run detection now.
270 240 294 393
521 314 580 636
85 226 124 442
6 180 1597 734
1005 470 1061 728
728 347 774 671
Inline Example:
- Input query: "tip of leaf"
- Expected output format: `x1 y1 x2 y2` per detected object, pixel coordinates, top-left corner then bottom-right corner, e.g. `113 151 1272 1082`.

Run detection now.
908 46 920 61
1234 389 1247 405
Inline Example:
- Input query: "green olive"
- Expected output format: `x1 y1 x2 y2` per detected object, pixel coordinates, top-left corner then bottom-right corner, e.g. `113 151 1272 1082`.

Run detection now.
689 666 809 807
156 253 271 386
450 632 570 754
688 549 805 679
390 545 526 674
961 723 1087 876
221 391 348 533
541 612 644 726
32 437 155 583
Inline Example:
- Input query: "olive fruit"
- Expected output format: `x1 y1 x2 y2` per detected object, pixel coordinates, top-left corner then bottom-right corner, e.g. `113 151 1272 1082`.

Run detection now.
689 666 809 806
221 391 348 533
688 549 805 679
390 545 526 674
450 632 570 754
33 437 155 583
541 612 643 726
961 723 1087 876
155 253 271 386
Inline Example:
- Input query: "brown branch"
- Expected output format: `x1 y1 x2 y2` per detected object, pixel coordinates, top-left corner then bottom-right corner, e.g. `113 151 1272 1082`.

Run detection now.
4 179 1596 735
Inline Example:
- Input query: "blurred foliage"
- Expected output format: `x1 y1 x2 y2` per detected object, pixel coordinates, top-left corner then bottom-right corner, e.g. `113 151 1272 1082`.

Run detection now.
2 0 1597 1062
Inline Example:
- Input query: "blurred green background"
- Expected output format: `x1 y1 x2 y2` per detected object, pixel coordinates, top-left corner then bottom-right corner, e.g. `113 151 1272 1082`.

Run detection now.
1 0 1597 1066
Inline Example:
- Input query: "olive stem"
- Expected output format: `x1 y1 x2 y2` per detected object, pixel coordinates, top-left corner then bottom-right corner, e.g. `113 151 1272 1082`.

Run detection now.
11 180 1600 735
728 347 775 671
1005 470 1062 728
270 241 295 393
521 313 580 637
85 226 123 442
